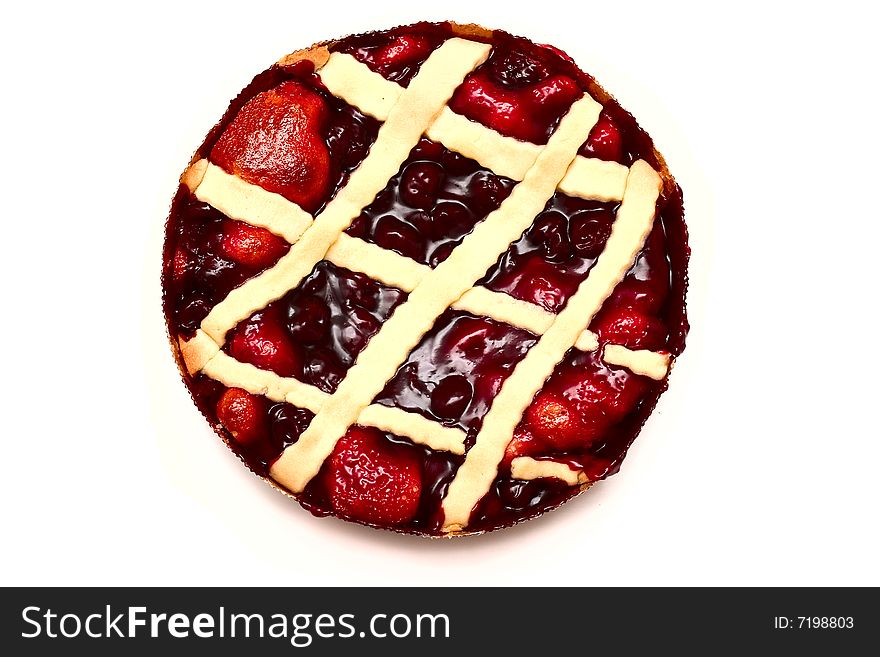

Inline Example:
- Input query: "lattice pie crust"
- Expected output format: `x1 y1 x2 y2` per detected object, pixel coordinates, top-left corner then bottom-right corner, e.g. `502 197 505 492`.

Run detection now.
172 32 674 534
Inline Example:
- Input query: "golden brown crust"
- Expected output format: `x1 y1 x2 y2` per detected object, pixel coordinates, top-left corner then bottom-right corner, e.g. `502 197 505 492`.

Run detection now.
275 44 331 69
447 22 495 41
180 159 208 192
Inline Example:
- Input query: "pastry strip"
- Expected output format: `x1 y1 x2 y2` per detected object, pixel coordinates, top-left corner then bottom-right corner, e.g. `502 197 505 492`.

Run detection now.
509 457 588 486
192 161 314 243
603 345 671 380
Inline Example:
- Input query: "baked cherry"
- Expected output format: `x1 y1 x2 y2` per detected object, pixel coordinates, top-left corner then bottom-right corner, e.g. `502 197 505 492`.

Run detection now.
374 34 433 71
210 81 330 212
336 306 380 356
342 271 381 310
431 201 472 237
428 240 457 267
449 65 581 143
580 111 623 162
378 312 537 434
569 209 613 258
326 111 373 168
216 388 268 447
172 248 189 282
525 392 597 450
442 317 494 360
228 309 302 377
400 161 445 209
347 139 513 266
322 427 422 525
175 297 210 334
285 295 329 344
430 374 473 420
347 214 369 239
302 347 346 393
608 276 667 314
404 210 433 235
410 139 445 161
503 427 545 466
190 374 225 413
440 149 472 175
592 306 666 350
468 171 511 214
530 210 572 263
530 75 581 117
489 49 550 89
489 257 568 312
480 195 622 312
193 254 240 292
560 357 648 425
495 478 569 511
373 214 422 259
473 366 507 402
268 403 314 451
219 220 288 269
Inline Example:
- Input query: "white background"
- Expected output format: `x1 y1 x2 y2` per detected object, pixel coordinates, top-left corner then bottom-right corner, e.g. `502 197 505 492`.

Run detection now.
2 0 878 586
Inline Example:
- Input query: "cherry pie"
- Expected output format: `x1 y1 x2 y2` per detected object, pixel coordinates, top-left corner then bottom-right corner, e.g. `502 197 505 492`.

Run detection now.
162 21 689 536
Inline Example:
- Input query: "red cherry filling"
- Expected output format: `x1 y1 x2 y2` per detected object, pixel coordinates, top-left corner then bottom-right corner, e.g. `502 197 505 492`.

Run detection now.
530 210 572 263
216 388 268 447
324 106 377 172
508 350 652 467
211 81 331 213
336 29 445 86
429 374 472 420
267 403 314 454
570 209 614 258
283 295 327 344
165 199 291 336
225 261 407 391
448 45 582 144
468 350 657 532
479 195 617 312
345 138 515 266
554 350 649 427
525 392 597 451
219 220 288 269
592 306 666 350
399 161 446 209
578 110 624 162
172 248 188 282
321 427 423 525
377 311 537 432
502 427 544 466
469 476 574 532
228 306 303 378
488 48 551 89
596 224 672 325
213 385 314 467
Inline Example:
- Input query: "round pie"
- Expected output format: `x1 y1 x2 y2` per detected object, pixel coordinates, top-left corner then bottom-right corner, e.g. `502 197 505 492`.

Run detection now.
162 21 689 536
